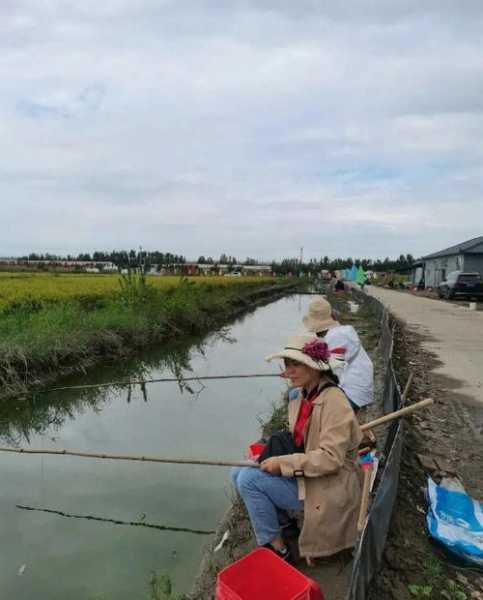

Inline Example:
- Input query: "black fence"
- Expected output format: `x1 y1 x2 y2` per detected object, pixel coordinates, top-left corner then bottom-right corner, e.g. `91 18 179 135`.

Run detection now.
346 291 405 600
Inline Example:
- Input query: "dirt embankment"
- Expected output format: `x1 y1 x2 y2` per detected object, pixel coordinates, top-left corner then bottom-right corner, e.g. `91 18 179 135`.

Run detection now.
368 321 483 600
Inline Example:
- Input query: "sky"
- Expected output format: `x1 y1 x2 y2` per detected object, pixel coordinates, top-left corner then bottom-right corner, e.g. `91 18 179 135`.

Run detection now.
2 1 483 261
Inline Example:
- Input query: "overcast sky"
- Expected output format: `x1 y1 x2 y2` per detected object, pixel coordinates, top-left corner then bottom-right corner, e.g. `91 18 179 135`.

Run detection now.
2 1 483 261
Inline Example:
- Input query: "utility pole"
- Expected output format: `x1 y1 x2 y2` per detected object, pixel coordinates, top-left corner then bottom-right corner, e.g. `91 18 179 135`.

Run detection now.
299 246 304 264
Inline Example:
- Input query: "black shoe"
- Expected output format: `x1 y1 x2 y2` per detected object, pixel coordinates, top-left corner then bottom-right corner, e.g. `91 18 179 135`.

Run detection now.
281 519 299 540
263 543 294 564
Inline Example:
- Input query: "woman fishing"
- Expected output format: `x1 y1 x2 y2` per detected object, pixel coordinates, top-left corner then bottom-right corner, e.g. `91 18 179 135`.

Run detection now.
232 334 363 564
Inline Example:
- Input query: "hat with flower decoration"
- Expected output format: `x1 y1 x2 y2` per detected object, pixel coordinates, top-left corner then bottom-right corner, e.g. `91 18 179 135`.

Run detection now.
265 334 344 372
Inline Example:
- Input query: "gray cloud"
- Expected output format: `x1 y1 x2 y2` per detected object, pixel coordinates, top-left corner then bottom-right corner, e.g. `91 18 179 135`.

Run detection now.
1 1 483 260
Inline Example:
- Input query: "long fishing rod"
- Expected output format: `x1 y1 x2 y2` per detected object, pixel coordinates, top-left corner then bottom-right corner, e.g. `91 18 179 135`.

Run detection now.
0 398 433 467
0 446 256 468
41 373 282 394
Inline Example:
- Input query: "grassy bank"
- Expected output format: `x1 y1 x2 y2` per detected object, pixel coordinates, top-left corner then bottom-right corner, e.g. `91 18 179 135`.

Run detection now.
0 272 292 398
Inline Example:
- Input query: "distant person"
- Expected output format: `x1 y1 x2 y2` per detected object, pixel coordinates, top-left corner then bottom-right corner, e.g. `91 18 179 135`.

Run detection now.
302 297 374 412
334 279 345 292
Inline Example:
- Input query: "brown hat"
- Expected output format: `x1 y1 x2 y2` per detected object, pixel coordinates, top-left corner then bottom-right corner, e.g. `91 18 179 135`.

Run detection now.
303 297 339 333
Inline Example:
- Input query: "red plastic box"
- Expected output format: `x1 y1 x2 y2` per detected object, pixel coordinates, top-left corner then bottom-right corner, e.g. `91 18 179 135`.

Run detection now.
216 548 325 600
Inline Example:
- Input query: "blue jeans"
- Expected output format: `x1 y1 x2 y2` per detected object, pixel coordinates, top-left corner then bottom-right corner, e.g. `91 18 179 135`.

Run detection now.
231 467 303 546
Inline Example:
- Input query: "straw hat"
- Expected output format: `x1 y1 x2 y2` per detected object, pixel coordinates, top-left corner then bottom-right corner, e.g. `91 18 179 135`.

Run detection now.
266 334 340 372
303 297 339 333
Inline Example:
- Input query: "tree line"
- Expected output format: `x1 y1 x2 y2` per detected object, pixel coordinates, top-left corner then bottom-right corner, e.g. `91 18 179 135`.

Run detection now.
271 254 415 276
21 251 187 269
19 251 415 274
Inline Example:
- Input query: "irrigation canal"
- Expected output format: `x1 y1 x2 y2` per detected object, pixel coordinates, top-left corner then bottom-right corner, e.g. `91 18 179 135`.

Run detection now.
0 293 313 599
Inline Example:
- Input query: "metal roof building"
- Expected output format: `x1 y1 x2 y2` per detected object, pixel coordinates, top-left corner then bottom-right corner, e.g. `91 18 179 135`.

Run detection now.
415 236 483 288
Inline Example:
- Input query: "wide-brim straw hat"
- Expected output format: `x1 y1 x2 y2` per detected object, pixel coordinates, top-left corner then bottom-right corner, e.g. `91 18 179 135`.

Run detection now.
303 297 339 333
266 334 336 372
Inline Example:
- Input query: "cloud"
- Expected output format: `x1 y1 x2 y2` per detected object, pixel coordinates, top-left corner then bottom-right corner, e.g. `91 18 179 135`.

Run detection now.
1 1 483 260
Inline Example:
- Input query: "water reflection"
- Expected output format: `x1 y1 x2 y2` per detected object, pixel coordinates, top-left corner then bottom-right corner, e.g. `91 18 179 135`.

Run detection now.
0 334 207 446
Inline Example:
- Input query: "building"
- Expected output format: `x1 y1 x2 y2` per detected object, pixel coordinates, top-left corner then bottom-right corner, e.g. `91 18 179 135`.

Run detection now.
0 258 118 272
413 236 483 288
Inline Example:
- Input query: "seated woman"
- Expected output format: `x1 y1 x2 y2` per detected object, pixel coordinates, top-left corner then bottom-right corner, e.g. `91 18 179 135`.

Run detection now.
232 334 363 563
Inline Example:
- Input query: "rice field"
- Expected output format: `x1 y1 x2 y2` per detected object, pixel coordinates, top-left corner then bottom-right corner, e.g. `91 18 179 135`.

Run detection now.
0 272 274 311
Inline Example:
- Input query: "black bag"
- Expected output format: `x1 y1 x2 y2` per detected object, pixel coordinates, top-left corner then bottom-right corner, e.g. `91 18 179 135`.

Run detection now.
258 381 338 463
257 431 302 463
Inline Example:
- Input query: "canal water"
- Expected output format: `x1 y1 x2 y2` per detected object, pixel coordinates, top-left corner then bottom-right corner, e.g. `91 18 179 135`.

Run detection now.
0 294 313 600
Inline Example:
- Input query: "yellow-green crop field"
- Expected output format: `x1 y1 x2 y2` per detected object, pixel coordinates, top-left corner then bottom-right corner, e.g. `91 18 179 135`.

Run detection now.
0 272 274 311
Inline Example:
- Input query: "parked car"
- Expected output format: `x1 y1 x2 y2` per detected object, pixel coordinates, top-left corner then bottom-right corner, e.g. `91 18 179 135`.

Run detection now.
225 271 242 277
437 271 483 300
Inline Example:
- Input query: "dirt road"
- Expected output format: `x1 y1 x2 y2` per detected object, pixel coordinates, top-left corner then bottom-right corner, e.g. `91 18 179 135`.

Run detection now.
368 286 483 414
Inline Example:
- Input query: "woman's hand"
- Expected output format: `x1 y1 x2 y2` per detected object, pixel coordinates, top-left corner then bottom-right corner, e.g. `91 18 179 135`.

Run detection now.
260 457 281 476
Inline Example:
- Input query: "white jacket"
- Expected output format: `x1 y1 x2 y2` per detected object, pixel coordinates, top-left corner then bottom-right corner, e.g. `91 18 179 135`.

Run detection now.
324 325 374 408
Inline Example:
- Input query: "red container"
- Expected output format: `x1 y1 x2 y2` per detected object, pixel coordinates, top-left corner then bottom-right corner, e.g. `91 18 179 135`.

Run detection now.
216 548 325 600
247 443 266 460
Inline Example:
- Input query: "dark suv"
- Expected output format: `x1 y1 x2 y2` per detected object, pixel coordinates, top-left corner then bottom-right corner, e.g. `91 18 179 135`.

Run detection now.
437 271 483 300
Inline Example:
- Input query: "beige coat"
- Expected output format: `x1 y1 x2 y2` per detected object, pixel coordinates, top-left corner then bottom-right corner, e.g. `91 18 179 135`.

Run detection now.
278 385 363 558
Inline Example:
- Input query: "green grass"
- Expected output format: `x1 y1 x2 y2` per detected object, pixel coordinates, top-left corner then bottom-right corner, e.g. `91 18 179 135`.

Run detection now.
0 274 288 397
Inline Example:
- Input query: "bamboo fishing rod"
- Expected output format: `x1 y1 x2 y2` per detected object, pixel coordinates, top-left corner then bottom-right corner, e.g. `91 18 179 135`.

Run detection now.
0 397 432 467
0 446 256 468
360 397 432 432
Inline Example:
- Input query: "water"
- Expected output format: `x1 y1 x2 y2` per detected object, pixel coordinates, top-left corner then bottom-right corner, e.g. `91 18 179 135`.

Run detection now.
0 294 312 600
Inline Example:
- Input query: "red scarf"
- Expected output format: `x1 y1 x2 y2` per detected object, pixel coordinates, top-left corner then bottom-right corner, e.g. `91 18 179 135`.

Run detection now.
293 385 320 448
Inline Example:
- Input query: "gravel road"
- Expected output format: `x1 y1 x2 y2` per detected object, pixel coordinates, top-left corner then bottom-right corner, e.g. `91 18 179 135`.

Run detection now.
367 286 483 410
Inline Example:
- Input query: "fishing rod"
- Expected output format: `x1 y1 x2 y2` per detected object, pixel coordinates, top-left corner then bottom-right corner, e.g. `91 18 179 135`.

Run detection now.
0 398 433 467
0 446 256 468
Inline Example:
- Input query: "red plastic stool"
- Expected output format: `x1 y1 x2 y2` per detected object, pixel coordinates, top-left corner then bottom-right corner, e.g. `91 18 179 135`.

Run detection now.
216 548 325 600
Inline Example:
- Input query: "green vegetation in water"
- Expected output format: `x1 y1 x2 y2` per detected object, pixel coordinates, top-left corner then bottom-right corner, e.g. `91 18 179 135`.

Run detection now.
148 573 185 600
0 273 288 398
88 572 186 600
